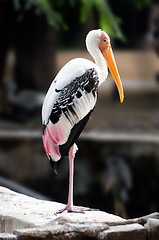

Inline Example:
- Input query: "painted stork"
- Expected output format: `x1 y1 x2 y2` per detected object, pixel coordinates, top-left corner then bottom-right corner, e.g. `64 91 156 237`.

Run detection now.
42 29 124 213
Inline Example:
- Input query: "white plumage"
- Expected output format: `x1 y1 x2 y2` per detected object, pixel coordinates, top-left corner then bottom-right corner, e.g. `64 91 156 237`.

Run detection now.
42 59 106 125
42 29 124 213
42 29 108 125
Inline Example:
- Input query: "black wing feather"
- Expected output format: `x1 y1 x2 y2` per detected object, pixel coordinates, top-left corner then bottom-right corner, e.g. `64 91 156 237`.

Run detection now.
50 68 99 124
47 68 99 173
59 109 93 156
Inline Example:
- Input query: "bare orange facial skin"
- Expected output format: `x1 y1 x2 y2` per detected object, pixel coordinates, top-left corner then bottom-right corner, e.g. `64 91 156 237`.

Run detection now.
98 31 110 52
99 31 124 103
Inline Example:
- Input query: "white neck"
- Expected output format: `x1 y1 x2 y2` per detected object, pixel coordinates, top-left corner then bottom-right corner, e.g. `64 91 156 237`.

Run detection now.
86 42 108 85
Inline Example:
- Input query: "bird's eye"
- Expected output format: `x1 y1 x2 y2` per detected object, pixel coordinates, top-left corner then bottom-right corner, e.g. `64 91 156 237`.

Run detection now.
103 39 107 43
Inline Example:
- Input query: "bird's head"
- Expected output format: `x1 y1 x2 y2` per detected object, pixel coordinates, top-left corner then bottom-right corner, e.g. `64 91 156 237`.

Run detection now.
86 29 124 103
99 30 124 103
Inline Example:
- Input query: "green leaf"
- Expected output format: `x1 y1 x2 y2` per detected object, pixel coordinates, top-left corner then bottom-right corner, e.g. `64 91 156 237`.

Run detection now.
80 0 93 23
13 0 21 11
12 0 126 38
36 0 63 28
80 0 125 41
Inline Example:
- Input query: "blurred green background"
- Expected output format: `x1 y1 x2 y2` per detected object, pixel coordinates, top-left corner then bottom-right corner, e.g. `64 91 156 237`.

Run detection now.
0 0 159 219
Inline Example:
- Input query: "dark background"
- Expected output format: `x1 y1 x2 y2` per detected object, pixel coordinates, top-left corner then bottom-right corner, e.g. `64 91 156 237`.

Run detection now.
0 0 159 219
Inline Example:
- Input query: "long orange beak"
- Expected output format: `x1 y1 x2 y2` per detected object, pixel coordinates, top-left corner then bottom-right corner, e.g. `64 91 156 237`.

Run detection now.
102 45 124 103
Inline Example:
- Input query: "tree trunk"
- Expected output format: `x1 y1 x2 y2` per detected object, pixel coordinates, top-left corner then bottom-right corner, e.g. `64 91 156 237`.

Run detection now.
14 10 56 92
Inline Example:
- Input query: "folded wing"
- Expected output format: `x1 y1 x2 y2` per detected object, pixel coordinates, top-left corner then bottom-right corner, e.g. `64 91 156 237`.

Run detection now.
42 68 99 162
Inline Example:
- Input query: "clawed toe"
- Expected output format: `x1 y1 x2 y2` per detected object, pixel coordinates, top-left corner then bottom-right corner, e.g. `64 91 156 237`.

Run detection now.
56 205 99 214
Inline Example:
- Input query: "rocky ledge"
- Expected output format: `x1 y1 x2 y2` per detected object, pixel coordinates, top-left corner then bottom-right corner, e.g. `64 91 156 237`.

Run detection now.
0 186 159 240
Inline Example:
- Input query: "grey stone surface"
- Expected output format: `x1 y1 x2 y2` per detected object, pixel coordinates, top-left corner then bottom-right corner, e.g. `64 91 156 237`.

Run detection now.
98 223 146 240
0 187 159 240
14 223 109 240
145 218 159 240
0 186 124 233
0 233 17 240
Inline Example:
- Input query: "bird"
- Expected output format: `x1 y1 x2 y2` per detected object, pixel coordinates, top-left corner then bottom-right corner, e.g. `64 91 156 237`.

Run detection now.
42 29 124 213
2 80 44 122
4 81 45 112
102 156 132 218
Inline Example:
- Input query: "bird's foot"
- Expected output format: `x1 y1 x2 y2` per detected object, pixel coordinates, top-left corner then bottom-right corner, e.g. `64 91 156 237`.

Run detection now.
56 205 99 214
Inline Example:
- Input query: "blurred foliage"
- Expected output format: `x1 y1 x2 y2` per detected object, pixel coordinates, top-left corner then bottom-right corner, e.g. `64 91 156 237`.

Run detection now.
12 0 124 40
130 0 159 9
80 0 125 40
13 0 65 29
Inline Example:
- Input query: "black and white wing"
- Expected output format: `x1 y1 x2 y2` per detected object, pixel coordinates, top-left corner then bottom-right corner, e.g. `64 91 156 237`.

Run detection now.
42 66 99 163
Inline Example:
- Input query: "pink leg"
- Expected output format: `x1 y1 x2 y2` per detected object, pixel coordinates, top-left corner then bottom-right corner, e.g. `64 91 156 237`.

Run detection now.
56 144 98 214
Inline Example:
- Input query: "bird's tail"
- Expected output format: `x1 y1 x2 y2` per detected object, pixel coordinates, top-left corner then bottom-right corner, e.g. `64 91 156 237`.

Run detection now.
42 125 61 163
49 155 64 174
